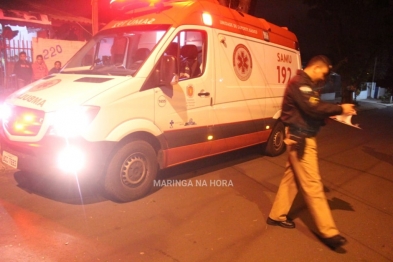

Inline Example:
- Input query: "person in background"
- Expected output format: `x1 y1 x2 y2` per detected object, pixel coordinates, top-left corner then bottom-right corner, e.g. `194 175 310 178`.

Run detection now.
49 60 62 74
266 55 356 250
32 54 48 81
13 51 32 89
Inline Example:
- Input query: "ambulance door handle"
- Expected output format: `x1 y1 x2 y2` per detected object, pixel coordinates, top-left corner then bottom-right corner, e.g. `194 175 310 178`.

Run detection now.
198 90 210 97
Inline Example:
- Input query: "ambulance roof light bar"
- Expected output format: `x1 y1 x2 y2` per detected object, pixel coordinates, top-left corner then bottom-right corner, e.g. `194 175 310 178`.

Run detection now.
110 0 171 11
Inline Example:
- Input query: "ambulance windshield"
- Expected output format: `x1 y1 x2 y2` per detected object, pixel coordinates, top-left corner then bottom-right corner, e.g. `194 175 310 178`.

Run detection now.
62 25 169 76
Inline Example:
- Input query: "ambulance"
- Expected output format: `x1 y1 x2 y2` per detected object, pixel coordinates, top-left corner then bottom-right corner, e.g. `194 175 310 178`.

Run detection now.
0 0 301 202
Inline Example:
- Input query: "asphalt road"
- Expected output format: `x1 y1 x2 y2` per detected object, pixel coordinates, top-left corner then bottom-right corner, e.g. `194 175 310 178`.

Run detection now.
0 103 393 262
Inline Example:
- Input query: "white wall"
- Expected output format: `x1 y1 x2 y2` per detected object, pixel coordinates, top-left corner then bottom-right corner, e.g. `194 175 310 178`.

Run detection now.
32 38 85 69
356 90 368 100
362 82 376 98
377 87 386 98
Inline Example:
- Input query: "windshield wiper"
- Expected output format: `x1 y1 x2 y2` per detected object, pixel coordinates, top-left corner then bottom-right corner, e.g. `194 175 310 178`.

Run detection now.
91 65 134 76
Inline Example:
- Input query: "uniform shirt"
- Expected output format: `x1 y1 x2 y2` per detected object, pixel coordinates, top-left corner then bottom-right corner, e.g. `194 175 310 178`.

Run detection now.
280 70 343 133
13 60 32 82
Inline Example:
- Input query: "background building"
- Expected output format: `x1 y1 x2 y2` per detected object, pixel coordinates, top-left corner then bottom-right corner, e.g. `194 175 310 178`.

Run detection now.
0 0 94 89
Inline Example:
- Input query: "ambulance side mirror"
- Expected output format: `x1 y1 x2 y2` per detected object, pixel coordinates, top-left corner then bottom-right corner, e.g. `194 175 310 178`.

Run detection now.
160 55 177 86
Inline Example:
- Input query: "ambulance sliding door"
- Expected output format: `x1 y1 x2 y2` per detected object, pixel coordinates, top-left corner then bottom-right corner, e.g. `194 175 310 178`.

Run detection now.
153 28 215 167
212 32 269 152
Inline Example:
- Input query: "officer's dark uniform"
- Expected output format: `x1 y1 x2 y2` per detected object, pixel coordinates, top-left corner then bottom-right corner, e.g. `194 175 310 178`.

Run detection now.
269 69 343 238
13 59 32 89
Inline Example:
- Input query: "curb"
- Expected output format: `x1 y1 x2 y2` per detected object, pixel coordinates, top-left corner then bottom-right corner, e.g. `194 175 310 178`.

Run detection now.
324 98 392 111
357 100 393 107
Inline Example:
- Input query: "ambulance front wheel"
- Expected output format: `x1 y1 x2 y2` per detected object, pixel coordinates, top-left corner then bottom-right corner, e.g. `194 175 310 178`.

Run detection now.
104 140 158 202
265 121 285 156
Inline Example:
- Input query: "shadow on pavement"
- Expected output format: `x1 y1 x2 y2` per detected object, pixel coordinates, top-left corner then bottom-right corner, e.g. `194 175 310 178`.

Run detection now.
153 144 276 216
13 170 107 205
269 185 354 253
328 197 355 211
362 146 393 167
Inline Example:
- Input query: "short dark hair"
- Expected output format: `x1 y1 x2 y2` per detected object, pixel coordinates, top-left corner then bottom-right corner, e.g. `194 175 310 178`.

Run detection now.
307 55 332 69
36 54 43 59
19 51 26 56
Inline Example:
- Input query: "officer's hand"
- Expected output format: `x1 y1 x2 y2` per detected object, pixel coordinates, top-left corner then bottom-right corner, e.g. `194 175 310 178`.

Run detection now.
341 104 357 115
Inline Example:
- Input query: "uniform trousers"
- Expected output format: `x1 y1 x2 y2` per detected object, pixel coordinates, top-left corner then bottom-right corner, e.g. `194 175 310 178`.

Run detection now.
268 134 339 238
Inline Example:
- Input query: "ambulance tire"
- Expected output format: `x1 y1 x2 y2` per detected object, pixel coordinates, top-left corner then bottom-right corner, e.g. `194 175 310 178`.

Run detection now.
265 121 285 156
104 140 158 202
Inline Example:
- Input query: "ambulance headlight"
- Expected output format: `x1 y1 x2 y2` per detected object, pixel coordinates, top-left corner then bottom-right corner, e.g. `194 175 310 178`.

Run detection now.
57 146 85 173
50 106 100 137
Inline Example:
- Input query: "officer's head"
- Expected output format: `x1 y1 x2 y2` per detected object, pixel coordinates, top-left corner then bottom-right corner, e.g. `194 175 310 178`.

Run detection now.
304 55 332 82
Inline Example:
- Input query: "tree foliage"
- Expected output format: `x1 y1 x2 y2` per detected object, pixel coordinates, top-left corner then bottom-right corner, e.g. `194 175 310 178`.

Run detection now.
303 0 393 86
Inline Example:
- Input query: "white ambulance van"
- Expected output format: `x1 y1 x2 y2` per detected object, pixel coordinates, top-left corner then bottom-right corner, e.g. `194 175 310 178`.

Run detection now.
0 0 301 202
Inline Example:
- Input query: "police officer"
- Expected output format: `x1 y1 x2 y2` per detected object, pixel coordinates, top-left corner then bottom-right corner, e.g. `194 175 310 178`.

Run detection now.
266 55 356 249
13 51 32 89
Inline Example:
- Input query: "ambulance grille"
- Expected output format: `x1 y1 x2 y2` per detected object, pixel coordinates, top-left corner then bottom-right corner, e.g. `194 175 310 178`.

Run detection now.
3 106 45 136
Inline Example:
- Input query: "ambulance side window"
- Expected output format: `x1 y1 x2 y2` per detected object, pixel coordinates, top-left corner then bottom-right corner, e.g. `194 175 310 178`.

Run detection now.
178 30 206 80
142 30 206 90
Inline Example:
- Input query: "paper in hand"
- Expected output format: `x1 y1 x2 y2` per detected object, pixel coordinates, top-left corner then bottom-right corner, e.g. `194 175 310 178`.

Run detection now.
330 115 361 129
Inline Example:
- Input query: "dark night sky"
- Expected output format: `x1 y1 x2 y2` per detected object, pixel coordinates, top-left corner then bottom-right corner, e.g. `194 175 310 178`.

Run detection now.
252 0 327 60
94 0 323 59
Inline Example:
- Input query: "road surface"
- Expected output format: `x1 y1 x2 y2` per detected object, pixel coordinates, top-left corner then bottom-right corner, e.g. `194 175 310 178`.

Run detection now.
0 104 392 262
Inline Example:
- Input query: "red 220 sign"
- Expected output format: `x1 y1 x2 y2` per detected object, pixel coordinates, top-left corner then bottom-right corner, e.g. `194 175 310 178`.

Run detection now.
43 45 63 59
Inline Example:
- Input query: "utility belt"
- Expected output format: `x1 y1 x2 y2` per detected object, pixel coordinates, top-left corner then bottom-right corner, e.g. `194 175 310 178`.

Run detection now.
288 126 317 138
287 126 317 159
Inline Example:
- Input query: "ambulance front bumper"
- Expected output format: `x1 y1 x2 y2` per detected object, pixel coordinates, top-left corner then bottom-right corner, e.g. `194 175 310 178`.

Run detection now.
0 129 116 177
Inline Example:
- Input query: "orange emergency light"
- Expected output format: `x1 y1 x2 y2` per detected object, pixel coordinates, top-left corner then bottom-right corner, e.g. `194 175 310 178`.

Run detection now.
110 0 165 10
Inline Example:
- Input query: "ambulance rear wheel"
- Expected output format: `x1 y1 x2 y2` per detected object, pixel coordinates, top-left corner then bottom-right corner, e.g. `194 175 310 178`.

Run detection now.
265 121 285 156
104 140 158 202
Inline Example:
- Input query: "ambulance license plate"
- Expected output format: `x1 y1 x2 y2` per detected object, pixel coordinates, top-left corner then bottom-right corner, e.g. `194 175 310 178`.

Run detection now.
2 151 18 169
